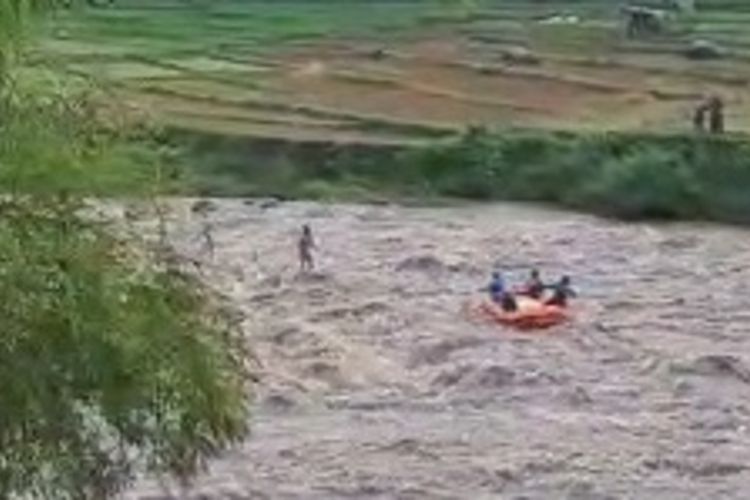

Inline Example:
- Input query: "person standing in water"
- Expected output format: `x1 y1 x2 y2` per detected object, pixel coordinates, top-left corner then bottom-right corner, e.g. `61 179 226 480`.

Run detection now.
298 224 316 272
201 219 214 260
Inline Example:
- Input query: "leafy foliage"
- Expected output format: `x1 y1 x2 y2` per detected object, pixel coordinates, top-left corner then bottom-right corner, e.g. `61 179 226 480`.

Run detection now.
0 197 249 500
0 2 252 498
173 127 750 223
0 0 61 76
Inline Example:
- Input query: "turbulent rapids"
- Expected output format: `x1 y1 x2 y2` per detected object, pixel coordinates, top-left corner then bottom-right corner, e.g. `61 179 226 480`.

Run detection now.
126 199 750 499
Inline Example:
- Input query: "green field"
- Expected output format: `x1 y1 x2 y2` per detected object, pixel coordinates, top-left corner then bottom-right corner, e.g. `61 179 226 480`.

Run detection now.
44 0 750 145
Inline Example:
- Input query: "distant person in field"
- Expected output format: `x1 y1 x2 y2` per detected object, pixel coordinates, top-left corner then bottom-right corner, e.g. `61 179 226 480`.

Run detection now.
298 224 316 272
545 275 577 308
708 95 725 134
693 101 708 132
694 96 725 134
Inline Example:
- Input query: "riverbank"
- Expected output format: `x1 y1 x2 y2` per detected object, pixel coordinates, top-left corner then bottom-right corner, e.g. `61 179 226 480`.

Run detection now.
171 128 750 224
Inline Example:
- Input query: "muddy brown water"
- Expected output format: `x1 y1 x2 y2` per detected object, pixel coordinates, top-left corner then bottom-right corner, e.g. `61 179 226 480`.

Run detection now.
124 200 750 500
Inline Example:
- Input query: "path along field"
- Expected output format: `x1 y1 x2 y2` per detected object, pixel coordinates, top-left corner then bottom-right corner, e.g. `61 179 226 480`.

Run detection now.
120 199 750 499
45 1 750 145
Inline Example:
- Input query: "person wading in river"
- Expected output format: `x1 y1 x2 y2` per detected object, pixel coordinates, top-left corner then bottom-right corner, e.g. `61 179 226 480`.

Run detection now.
298 224 316 272
201 220 214 260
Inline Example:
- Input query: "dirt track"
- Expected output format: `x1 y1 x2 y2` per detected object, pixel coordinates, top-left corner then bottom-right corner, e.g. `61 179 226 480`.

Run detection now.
126 200 750 499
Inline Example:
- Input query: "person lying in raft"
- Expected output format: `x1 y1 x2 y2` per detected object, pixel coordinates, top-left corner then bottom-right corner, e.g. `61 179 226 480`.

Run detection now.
487 271 518 312
545 275 577 308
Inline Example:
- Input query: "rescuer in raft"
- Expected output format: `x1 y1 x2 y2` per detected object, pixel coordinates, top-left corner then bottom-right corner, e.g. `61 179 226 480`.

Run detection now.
520 268 545 299
545 275 577 308
487 271 518 312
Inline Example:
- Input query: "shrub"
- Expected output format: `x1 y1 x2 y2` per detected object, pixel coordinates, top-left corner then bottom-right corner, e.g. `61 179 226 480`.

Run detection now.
578 146 704 219
0 14 252 497
171 125 750 225
0 197 249 500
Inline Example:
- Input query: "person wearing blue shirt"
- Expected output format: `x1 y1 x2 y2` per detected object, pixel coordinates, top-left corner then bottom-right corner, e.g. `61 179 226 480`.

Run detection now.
489 272 504 302
487 271 517 312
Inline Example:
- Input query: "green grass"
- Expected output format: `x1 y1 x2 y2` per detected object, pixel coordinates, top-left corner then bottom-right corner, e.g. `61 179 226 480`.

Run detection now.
50 2 453 58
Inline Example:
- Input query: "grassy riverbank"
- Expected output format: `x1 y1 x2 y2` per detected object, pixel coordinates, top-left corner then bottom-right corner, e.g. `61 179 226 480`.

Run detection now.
44 1 750 224
171 127 750 223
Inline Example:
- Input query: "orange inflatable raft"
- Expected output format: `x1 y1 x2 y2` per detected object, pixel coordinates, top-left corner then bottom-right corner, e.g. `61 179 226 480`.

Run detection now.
478 296 569 330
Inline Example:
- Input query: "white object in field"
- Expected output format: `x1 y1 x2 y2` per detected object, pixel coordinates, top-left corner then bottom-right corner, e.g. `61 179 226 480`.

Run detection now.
674 0 695 13
540 14 580 25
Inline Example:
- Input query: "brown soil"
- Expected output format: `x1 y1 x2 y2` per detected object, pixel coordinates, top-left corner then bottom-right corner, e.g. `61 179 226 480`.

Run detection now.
265 36 748 133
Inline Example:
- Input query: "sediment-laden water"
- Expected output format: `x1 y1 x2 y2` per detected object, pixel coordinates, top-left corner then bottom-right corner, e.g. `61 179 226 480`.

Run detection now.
125 200 750 499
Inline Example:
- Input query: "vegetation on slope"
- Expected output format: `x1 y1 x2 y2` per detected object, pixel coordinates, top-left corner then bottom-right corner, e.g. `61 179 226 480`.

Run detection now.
172 127 750 223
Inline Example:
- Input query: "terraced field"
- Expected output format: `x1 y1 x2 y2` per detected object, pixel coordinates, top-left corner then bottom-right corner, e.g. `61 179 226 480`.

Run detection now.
45 1 750 144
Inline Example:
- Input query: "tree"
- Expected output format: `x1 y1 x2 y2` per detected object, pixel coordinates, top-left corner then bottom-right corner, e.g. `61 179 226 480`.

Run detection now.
0 2 252 498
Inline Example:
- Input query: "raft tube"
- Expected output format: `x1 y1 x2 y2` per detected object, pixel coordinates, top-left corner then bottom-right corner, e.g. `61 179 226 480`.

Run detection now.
479 296 569 330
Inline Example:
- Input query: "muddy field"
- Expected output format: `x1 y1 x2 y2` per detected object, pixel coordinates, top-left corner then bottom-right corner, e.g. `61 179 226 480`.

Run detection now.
124 200 750 499
116 35 750 141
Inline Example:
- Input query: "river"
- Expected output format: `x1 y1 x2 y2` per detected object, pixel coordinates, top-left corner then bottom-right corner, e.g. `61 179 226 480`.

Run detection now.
125 199 750 499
